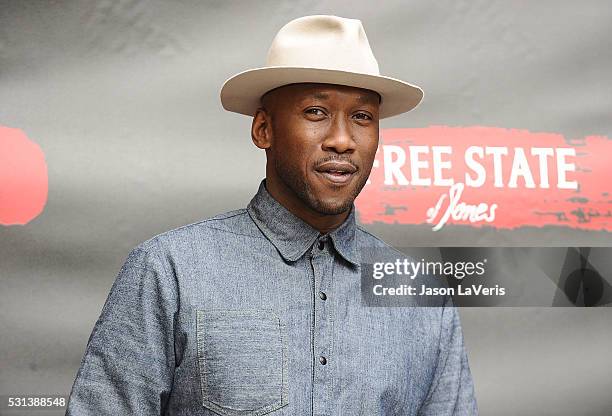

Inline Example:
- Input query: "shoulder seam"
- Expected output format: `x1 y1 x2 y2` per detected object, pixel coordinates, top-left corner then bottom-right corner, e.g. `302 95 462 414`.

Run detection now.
174 209 247 229
356 225 387 244
140 209 248 247
356 225 406 257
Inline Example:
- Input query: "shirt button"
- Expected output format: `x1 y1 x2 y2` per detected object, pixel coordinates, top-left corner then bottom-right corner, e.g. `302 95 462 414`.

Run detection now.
319 356 327 365
319 291 327 300
318 240 325 250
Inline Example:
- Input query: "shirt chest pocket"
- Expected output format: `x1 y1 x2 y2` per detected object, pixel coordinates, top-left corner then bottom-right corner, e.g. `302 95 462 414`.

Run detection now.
196 309 289 416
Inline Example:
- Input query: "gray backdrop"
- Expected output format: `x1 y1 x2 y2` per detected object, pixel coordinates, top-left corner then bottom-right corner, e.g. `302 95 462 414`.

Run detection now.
1 1 611 415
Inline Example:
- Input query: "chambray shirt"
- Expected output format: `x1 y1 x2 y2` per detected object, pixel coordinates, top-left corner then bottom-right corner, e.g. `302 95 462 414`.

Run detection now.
66 180 478 416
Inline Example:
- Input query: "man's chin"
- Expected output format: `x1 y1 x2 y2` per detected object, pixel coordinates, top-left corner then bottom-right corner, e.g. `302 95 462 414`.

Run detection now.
307 195 354 216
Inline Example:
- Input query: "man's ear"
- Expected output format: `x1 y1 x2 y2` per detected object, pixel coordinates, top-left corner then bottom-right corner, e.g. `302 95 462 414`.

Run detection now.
251 108 272 149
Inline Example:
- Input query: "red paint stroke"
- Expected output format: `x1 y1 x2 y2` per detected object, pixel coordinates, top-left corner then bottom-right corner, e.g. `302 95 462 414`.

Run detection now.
0 125 48 225
355 126 611 231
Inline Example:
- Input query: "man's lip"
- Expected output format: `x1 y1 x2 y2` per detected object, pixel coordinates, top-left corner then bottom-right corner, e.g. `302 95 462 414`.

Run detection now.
314 161 358 174
314 170 356 185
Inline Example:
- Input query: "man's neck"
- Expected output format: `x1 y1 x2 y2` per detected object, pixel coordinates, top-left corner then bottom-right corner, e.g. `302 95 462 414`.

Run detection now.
263 178 350 235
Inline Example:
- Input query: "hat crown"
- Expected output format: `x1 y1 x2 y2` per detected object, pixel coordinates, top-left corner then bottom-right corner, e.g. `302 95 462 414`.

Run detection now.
265 15 380 76
220 14 423 119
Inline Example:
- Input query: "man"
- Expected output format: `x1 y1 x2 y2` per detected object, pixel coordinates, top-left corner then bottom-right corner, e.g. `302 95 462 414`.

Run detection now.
66 15 478 415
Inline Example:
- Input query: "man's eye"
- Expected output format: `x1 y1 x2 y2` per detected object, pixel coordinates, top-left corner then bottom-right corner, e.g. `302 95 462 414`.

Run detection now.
305 108 325 116
353 112 372 120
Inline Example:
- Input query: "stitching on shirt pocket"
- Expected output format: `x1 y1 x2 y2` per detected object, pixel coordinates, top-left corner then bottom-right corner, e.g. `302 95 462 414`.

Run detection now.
196 309 289 416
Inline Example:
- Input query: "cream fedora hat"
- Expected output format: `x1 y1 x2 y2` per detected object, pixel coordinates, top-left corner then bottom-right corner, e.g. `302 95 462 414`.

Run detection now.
220 15 423 119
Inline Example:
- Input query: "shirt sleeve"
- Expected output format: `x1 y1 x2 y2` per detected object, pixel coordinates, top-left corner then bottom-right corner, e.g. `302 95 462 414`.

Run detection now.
65 241 178 415
418 296 479 416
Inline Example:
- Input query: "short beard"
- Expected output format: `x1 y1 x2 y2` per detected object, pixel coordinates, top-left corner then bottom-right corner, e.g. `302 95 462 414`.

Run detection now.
274 157 369 215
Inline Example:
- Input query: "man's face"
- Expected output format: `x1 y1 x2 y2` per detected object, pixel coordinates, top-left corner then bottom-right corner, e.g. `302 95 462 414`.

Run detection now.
255 83 380 216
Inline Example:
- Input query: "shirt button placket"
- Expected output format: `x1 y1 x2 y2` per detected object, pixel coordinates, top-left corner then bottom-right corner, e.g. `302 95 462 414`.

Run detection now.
310 237 333 416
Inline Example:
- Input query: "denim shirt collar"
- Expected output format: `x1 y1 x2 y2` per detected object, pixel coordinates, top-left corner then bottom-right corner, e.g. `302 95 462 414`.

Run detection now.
247 180 359 266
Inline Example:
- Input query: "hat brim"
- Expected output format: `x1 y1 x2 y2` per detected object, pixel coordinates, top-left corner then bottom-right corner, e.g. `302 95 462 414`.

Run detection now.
220 66 423 119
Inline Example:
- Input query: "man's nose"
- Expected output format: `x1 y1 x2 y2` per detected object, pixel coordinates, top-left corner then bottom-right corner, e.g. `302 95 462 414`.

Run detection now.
322 116 357 153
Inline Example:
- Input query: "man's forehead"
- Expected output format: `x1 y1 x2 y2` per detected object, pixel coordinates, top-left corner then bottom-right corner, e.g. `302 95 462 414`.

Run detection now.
263 83 381 104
